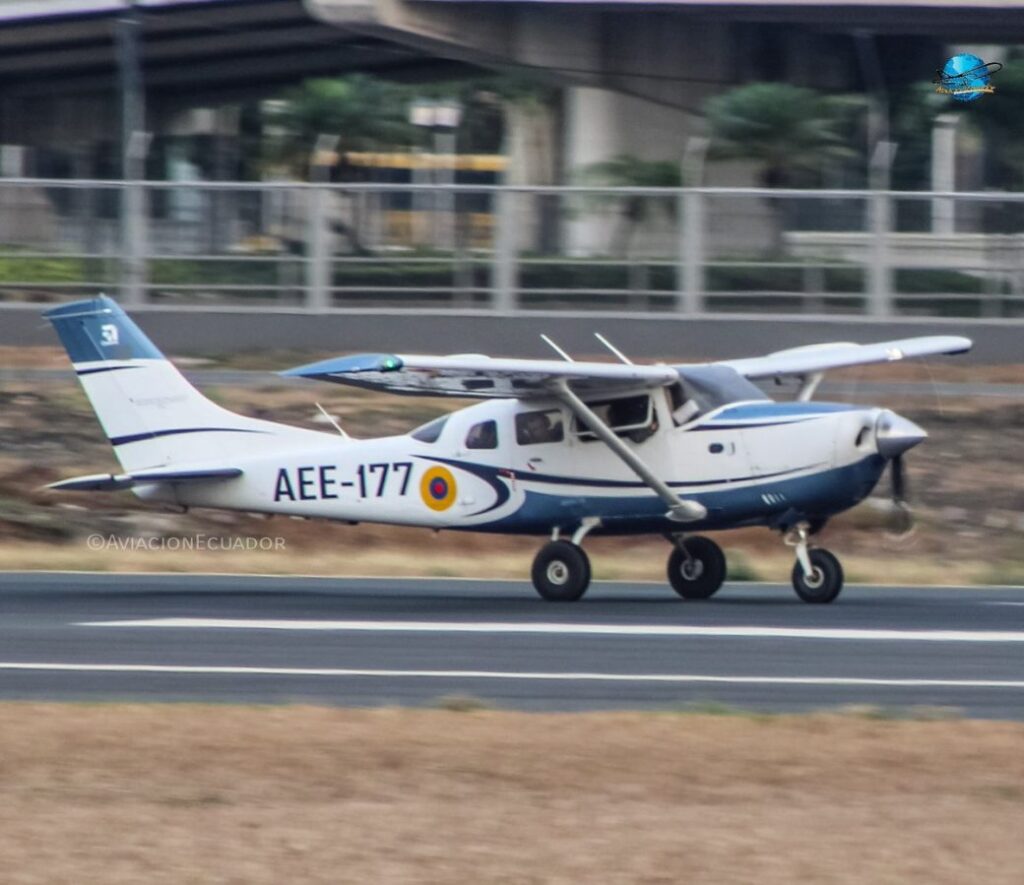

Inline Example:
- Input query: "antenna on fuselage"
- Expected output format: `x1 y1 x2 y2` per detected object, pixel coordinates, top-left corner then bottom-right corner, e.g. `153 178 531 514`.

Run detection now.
540 334 575 362
315 402 349 439
594 332 634 365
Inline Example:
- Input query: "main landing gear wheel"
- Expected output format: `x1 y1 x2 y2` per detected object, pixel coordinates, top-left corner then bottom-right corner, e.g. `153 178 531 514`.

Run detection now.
532 541 591 602
791 548 844 604
667 536 726 600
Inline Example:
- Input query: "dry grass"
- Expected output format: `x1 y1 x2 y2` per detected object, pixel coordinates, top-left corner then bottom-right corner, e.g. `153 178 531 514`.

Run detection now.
0 704 1021 884
0 538 1002 587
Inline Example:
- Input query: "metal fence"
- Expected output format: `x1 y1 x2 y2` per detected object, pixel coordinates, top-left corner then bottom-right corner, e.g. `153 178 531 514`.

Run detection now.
3 177 1024 318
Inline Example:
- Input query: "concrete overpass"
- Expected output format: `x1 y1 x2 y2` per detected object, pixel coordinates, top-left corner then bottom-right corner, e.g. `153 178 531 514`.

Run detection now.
0 0 474 172
306 0 1020 186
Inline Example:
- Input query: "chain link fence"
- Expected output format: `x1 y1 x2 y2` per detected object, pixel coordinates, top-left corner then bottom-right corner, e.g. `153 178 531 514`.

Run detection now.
2 178 1024 318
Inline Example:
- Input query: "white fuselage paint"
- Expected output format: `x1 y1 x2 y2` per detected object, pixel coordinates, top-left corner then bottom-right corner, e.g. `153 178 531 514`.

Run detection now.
142 395 879 533
77 358 881 534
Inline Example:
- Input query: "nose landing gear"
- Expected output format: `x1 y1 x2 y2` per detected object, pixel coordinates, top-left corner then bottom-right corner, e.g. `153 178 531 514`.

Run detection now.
785 522 844 603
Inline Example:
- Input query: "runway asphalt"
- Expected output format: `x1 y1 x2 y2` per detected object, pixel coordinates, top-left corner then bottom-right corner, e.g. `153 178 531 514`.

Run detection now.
1 572 1023 719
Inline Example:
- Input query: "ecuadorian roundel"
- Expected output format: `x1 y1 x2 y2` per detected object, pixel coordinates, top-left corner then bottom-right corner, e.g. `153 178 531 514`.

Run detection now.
420 465 457 511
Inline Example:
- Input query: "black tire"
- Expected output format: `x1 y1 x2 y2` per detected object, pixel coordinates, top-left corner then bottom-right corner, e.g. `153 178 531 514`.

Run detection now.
667 536 726 600
531 541 591 602
791 548 844 604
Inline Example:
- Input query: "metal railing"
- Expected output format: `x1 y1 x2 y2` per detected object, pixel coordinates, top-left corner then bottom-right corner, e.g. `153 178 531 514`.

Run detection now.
3 177 1024 319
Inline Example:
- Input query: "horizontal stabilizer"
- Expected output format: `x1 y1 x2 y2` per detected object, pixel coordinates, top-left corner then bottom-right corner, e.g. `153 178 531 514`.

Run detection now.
47 466 242 493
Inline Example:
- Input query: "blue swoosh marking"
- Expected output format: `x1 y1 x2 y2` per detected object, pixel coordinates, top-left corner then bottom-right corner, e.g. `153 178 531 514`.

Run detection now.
76 365 141 377
109 427 267 447
416 455 511 516
689 418 818 432
417 456 825 499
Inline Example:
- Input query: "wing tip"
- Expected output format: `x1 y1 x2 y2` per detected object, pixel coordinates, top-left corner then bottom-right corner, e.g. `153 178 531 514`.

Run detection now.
281 354 404 380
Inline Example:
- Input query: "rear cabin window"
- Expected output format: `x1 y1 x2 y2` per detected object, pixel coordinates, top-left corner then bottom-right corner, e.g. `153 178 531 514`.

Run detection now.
411 415 449 443
465 420 498 450
574 394 654 442
515 409 564 445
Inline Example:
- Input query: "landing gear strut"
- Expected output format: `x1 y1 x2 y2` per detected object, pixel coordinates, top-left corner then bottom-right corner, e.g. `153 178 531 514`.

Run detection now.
667 535 727 599
785 522 844 604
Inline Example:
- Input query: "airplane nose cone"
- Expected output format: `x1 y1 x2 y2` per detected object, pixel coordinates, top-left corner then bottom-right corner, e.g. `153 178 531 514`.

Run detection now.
875 410 927 459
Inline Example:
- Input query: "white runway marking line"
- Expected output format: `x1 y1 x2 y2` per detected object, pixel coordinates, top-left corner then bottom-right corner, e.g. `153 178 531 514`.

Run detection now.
78 618 1024 643
2 662 1024 689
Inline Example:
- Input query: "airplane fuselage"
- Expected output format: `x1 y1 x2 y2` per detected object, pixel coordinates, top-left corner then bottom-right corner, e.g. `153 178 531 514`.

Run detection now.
138 393 888 536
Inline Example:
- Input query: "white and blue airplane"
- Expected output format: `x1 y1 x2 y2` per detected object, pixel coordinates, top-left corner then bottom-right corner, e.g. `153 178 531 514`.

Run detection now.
45 295 971 603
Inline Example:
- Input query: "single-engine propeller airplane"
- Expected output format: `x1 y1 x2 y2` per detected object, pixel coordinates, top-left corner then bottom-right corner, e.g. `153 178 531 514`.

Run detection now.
45 295 971 603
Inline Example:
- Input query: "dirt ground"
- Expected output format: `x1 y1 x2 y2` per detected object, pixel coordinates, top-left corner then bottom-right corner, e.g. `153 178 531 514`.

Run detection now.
0 704 1020 884
2 352 1024 585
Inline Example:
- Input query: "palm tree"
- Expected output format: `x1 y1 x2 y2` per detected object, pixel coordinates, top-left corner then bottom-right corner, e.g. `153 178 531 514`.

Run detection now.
263 75 421 179
968 54 1024 191
704 83 862 253
581 155 682 257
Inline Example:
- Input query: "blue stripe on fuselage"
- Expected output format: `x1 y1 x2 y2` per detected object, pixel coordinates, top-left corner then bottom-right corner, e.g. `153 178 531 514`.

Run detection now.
468 455 886 536
711 402 860 421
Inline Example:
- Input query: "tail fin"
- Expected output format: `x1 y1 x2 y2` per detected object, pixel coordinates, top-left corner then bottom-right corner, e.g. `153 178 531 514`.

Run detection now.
45 295 321 472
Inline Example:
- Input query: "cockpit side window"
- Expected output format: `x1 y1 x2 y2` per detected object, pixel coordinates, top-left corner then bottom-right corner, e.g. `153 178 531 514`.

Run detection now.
465 419 498 450
515 409 564 445
411 415 449 443
573 394 655 442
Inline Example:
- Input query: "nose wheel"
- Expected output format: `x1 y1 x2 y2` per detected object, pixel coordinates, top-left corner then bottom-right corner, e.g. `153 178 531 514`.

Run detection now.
531 540 592 602
786 523 844 603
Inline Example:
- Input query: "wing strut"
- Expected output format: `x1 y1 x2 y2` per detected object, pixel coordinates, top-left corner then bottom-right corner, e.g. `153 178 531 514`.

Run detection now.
549 379 706 523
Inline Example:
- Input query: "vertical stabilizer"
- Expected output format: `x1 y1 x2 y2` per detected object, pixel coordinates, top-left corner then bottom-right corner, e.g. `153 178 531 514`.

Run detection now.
45 295 323 472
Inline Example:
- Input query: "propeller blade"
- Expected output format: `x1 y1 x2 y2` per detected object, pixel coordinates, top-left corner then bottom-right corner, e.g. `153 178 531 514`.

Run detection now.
891 453 906 503
888 454 915 536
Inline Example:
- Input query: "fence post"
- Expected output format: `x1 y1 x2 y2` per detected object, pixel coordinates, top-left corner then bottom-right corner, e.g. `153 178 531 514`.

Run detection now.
492 188 518 312
306 186 330 311
867 141 896 317
679 187 704 314
120 135 149 307
678 137 709 314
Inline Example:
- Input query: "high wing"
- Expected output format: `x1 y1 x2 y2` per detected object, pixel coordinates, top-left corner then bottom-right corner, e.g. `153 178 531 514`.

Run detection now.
715 335 972 380
281 353 678 398
282 336 973 400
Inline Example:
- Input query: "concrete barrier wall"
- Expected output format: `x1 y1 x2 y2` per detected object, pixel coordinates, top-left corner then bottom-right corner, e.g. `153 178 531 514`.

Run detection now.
3 305 1019 364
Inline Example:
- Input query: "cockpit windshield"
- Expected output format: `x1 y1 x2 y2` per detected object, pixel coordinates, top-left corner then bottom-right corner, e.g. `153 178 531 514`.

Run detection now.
671 365 769 423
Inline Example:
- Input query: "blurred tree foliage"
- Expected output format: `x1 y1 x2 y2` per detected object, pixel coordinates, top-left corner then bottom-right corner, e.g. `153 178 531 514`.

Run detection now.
704 82 862 187
261 75 421 177
704 82 863 253
578 155 681 256
887 82 946 191
967 51 1024 191
259 72 556 180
